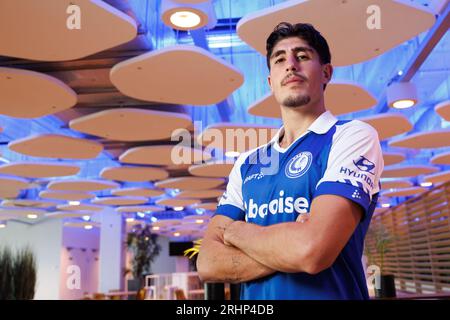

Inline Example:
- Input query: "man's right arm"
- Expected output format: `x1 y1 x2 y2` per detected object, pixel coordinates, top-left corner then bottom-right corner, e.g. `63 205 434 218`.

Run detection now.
197 215 275 283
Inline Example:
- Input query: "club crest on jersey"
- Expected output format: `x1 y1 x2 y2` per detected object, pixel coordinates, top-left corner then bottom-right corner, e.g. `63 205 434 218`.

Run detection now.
285 151 312 179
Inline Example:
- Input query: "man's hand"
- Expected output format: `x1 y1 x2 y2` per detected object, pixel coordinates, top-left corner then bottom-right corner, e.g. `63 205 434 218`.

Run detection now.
224 214 309 246
219 195 363 274
196 215 276 283
223 221 246 246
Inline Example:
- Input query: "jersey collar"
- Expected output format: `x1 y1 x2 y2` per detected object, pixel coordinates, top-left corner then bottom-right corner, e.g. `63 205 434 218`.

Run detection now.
308 110 338 134
269 110 338 150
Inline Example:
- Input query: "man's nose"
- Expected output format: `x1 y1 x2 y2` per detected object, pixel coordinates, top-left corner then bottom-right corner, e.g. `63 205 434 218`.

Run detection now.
285 54 299 72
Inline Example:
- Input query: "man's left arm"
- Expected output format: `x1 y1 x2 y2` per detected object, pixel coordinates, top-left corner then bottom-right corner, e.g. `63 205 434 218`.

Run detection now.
224 121 384 274
224 195 363 274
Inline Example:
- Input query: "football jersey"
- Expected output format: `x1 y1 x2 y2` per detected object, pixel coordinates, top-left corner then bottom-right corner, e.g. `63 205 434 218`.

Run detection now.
215 110 384 300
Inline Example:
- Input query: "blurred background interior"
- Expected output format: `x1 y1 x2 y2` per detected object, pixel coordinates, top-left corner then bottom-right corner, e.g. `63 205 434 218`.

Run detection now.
0 0 449 300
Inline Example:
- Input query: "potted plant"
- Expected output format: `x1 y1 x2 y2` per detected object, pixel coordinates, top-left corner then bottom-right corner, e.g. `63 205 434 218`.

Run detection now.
13 247 37 300
0 246 37 300
365 223 396 298
0 246 15 300
126 224 161 299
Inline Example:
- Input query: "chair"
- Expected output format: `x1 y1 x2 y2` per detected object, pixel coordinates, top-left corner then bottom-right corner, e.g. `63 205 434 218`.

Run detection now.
175 289 187 300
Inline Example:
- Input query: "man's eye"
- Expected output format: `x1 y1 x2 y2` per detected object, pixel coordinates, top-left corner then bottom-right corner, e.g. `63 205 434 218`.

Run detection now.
275 58 284 64
297 55 309 60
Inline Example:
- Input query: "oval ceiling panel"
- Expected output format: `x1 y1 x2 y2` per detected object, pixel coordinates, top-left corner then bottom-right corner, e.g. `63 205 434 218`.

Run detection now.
0 0 137 61
110 45 243 105
0 67 77 118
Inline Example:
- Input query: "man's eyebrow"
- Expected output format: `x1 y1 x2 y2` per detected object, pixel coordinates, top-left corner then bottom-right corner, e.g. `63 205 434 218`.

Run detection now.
270 49 286 60
292 46 314 54
270 46 314 60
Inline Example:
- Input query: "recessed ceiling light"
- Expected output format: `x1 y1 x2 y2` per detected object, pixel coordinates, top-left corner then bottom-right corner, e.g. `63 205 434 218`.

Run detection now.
27 214 38 219
173 232 181 237
84 225 93 230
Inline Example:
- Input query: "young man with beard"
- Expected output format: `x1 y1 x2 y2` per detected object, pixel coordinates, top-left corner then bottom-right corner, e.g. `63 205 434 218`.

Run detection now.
197 22 384 299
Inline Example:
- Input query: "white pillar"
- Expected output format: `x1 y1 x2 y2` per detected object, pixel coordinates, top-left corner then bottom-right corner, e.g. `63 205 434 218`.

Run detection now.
98 207 124 293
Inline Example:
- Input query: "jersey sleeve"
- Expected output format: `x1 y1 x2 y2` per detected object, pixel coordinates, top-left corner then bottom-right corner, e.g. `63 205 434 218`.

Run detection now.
214 154 246 221
314 121 384 218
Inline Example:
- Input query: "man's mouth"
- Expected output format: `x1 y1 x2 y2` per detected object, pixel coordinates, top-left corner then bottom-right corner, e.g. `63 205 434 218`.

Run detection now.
282 75 306 86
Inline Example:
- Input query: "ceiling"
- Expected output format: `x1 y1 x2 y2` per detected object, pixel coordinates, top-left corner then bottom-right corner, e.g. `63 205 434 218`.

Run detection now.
0 0 449 238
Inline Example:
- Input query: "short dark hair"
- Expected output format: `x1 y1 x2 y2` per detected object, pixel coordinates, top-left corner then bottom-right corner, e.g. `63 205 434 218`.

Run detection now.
266 22 331 70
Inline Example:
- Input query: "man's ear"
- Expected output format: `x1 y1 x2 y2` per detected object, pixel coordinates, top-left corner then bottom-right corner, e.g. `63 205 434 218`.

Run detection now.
323 64 333 85
267 75 273 92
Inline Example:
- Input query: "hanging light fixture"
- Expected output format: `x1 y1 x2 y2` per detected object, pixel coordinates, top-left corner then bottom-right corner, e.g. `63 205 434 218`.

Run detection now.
161 0 216 31
386 82 418 109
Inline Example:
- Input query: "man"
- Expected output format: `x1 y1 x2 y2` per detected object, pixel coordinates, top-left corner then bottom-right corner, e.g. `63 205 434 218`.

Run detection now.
197 22 384 299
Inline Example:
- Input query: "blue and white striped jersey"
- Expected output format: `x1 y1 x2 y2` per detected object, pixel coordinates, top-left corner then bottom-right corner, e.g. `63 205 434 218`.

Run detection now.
215 110 384 300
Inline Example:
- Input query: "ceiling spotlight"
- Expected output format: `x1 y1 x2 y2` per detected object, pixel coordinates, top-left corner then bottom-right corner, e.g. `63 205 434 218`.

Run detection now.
420 182 433 187
27 214 38 219
126 217 135 223
195 219 204 224
84 225 93 230
173 232 181 237
174 206 184 211
171 11 201 28
161 0 216 31
381 203 391 208
387 82 418 109
137 212 146 218
69 201 80 206
152 226 160 231
82 215 91 221
0 221 6 228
